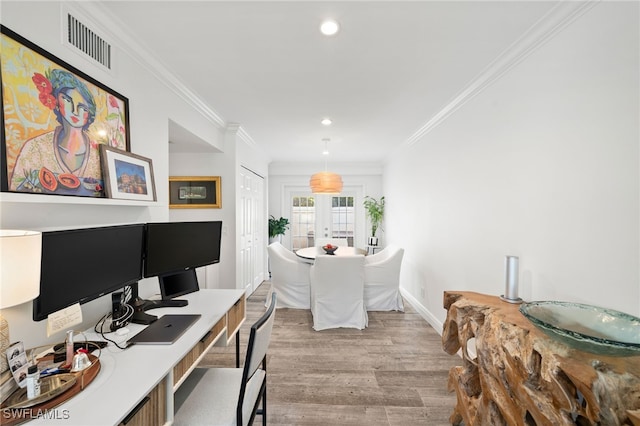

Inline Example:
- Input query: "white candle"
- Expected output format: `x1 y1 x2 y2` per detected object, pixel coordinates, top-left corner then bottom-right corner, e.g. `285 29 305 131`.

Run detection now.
504 256 519 300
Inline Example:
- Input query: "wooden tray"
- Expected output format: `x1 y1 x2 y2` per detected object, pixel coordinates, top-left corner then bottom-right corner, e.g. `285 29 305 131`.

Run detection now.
0 354 101 425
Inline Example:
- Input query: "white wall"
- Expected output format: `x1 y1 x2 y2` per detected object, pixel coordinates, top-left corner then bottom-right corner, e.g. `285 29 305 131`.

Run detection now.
169 151 227 290
385 1 640 330
150 127 272 291
0 1 254 348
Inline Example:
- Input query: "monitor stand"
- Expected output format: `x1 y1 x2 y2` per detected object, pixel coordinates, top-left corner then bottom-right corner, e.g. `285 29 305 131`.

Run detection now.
143 299 188 309
128 283 158 325
127 283 189 325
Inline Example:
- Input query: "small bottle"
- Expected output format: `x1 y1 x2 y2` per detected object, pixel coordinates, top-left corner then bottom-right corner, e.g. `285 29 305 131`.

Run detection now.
65 330 75 368
26 365 41 399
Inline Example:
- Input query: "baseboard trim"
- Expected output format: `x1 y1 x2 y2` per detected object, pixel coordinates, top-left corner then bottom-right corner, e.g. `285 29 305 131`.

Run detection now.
401 288 476 359
400 288 444 335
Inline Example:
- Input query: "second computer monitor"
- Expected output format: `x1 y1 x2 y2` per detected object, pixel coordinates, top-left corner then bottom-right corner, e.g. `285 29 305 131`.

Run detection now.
159 269 200 301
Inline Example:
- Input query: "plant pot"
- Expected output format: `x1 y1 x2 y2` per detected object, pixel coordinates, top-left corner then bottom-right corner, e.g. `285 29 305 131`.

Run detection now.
368 236 378 247
269 235 283 245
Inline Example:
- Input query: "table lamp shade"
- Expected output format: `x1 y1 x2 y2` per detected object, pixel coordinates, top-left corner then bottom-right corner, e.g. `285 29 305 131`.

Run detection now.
0 230 42 374
310 171 343 194
0 230 42 309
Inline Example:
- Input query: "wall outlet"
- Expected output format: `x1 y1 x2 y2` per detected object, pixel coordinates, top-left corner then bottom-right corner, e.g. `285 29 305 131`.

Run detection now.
420 287 425 299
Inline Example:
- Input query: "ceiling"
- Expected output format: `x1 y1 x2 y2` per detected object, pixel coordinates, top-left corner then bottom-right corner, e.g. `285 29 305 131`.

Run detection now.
98 1 558 164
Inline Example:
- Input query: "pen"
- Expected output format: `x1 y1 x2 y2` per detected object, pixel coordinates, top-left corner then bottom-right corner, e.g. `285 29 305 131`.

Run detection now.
39 367 70 377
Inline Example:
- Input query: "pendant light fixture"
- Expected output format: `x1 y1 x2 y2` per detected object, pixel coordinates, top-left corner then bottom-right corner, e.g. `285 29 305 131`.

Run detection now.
310 139 343 194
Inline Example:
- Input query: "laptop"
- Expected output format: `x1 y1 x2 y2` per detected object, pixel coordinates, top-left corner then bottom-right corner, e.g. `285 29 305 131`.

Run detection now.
127 314 201 345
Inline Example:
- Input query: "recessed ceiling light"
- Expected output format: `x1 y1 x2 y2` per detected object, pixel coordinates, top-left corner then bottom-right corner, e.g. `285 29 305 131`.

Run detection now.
321 118 332 126
320 19 340 36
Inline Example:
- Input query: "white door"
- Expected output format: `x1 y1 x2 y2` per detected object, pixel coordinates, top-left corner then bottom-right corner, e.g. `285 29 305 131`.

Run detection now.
239 167 265 294
288 189 361 250
252 175 265 290
289 192 315 251
316 193 356 246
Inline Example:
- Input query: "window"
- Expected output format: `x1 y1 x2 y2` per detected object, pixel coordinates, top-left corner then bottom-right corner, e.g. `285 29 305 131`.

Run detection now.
331 196 354 246
291 195 315 251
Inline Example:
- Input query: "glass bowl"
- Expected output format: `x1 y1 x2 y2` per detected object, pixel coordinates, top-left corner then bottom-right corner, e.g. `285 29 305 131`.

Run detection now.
519 301 640 356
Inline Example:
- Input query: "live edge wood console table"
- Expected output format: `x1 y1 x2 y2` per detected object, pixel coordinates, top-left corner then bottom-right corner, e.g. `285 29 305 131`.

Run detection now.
9 289 245 426
442 291 640 426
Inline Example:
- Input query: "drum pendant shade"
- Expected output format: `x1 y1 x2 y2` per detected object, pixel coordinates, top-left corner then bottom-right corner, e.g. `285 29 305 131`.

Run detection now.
310 171 343 194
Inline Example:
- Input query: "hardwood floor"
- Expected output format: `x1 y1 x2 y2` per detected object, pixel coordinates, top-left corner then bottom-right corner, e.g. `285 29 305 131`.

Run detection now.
201 282 460 425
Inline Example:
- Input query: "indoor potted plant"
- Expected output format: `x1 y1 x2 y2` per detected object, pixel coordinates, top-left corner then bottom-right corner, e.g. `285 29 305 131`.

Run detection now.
268 215 290 243
363 196 384 246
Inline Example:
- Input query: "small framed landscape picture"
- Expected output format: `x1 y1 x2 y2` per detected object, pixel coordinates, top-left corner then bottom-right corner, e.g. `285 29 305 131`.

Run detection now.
169 176 221 208
100 145 156 201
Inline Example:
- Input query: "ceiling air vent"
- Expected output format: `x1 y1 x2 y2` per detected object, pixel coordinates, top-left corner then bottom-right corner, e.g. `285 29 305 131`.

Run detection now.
66 13 111 70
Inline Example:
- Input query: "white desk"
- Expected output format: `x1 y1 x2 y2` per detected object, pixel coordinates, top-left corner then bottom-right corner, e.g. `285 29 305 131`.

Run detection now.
295 246 366 261
24 289 245 426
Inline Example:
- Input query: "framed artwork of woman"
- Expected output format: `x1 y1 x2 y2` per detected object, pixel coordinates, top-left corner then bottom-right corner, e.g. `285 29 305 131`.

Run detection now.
0 25 130 198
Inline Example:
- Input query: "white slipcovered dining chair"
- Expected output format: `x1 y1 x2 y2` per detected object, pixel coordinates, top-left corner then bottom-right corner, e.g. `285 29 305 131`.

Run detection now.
310 255 367 330
267 241 310 309
174 292 277 426
363 245 405 311
315 238 349 247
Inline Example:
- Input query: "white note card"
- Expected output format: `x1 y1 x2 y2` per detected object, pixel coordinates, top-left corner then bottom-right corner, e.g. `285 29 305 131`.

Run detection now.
47 303 83 337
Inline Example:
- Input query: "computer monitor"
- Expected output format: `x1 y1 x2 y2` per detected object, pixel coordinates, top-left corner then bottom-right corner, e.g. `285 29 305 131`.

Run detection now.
33 224 145 321
143 221 222 277
128 221 222 324
159 269 200 301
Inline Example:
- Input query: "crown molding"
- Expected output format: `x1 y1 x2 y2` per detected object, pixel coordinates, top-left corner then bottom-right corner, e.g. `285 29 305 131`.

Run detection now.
225 123 242 134
238 127 257 148
72 1 229 131
225 122 257 145
404 0 599 147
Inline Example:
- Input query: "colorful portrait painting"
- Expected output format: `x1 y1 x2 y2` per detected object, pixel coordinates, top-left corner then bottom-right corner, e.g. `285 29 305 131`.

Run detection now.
0 26 130 197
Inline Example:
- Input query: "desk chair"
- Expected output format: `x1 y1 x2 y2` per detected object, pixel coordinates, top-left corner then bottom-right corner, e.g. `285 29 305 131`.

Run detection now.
174 292 277 426
310 255 367 330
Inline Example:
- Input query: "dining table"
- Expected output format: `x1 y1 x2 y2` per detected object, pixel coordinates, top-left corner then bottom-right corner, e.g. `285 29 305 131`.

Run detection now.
295 246 367 262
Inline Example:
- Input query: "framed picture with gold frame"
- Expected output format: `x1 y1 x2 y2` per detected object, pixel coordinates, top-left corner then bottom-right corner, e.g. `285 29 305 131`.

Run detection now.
169 176 221 208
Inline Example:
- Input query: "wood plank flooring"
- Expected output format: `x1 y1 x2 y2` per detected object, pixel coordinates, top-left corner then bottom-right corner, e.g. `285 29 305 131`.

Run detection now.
201 282 460 425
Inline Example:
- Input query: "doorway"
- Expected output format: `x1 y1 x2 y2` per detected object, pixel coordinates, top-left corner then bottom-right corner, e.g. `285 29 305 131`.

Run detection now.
239 166 265 295
286 186 364 251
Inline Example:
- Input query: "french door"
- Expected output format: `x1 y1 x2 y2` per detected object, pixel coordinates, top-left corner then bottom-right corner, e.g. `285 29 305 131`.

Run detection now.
288 189 360 251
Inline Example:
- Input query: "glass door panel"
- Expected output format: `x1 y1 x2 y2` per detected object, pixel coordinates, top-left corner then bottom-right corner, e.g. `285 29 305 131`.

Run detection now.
330 195 355 246
290 194 315 251
289 192 356 250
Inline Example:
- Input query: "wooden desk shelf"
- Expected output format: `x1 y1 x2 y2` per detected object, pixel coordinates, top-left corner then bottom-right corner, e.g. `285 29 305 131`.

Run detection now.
21 289 246 426
119 379 166 426
442 291 640 426
172 316 227 390
226 295 246 345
